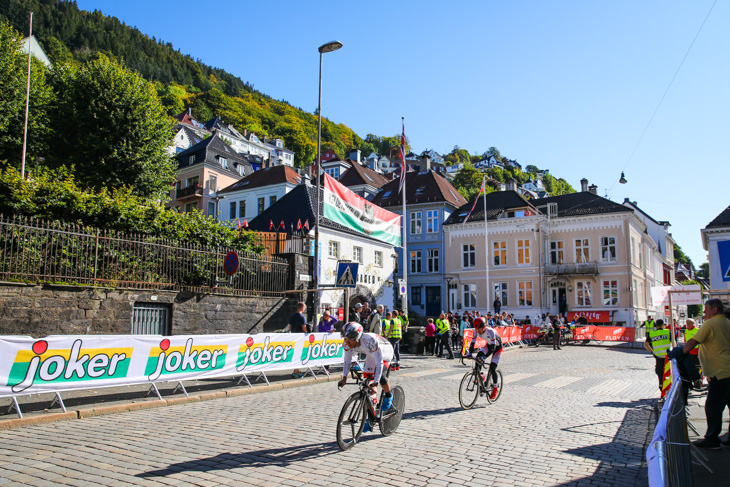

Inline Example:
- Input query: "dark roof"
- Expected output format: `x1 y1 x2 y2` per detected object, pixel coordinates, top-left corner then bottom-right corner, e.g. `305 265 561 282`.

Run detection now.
706 206 730 229
538 192 633 218
173 125 204 146
622 199 661 225
175 133 253 177
339 160 390 189
218 165 302 194
444 190 537 225
371 170 467 208
247 185 392 244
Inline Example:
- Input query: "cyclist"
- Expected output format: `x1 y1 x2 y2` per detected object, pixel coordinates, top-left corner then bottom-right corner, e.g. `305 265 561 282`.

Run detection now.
465 316 503 400
337 322 395 431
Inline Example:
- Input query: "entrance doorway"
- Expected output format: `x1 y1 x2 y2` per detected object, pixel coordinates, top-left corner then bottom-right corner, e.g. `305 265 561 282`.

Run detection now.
426 286 441 317
549 282 567 316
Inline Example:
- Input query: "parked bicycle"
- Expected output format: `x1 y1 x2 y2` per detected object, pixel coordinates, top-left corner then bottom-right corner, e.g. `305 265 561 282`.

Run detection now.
459 357 503 409
336 362 405 451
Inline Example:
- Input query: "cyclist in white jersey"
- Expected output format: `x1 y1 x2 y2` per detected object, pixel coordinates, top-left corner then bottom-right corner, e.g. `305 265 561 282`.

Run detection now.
465 316 503 400
338 322 395 422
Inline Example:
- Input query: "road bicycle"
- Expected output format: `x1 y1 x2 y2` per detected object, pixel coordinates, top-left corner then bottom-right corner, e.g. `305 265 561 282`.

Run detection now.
458 357 503 409
336 363 405 451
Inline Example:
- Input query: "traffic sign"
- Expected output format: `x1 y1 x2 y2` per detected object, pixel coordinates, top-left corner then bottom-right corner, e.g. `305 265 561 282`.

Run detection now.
398 279 407 296
223 251 240 276
718 240 730 282
336 262 359 288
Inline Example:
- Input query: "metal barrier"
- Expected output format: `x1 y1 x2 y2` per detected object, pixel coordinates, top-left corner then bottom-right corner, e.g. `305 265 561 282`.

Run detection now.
647 360 694 487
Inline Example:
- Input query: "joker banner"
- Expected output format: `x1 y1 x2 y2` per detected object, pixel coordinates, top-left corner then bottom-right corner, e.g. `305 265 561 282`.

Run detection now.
0 333 344 397
323 173 401 246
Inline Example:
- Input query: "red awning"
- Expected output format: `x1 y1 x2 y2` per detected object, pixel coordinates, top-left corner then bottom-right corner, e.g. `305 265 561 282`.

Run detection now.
567 310 611 323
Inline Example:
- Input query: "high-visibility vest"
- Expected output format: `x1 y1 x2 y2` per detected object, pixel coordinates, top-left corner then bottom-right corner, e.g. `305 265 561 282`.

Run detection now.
684 327 699 355
648 329 671 358
645 319 655 333
436 319 450 334
385 318 402 339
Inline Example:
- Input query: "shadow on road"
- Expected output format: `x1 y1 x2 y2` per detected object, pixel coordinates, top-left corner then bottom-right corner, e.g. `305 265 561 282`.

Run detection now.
402 406 463 420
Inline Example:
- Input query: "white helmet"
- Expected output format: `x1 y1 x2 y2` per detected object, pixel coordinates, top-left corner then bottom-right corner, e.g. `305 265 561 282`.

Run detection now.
343 322 364 341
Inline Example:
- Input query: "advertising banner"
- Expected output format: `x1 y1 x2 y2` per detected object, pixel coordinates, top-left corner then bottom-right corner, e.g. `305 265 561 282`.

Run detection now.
566 310 610 323
650 284 702 307
0 333 343 398
569 325 635 342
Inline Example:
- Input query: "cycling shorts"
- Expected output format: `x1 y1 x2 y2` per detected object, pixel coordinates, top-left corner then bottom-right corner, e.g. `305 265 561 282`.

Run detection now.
364 361 390 386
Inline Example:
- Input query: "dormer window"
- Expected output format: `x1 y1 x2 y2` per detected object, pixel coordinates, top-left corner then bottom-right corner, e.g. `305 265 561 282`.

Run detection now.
188 154 196 165
415 186 426 195
219 157 228 169
383 191 392 199
237 165 244 176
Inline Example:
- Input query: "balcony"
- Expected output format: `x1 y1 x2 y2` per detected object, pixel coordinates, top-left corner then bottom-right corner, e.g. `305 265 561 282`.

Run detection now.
544 262 599 276
176 184 203 200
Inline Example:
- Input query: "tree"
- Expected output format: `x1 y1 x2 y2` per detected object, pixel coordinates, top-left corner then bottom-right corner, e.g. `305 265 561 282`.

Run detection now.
485 147 502 160
45 54 176 200
452 163 483 200
698 262 709 279
525 165 540 175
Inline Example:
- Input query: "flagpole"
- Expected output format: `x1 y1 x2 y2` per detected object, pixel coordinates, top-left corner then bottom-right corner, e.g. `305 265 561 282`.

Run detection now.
401 117 408 316
483 175 490 314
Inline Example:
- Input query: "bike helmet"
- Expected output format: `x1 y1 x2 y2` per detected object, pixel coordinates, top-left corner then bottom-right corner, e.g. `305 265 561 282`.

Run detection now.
343 322 364 341
474 317 487 329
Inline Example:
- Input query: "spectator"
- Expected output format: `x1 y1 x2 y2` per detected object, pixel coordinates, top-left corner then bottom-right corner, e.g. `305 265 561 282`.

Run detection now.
683 319 700 371
381 311 394 336
425 318 436 356
383 310 403 370
435 313 455 359
367 304 384 334
493 296 501 315
485 312 495 327
352 303 362 324
360 302 372 325
288 302 308 378
682 299 730 449
318 310 337 334
522 315 532 325
451 317 461 350
552 314 562 350
644 319 670 391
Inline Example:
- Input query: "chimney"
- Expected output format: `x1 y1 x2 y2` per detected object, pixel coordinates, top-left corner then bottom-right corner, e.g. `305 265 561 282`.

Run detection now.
187 107 191 116
506 178 516 191
588 184 597 195
580 178 588 192
243 128 247 136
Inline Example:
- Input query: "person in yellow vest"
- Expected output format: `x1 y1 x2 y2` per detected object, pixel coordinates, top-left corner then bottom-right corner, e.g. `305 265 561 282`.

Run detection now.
684 319 700 364
435 313 455 359
642 316 655 336
644 319 670 392
384 310 403 370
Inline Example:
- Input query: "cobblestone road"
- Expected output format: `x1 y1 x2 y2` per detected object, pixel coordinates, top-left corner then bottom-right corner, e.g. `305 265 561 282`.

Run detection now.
0 344 658 486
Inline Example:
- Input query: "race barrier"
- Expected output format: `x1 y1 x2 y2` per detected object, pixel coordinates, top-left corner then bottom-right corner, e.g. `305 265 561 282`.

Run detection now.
569 325 636 342
0 333 343 417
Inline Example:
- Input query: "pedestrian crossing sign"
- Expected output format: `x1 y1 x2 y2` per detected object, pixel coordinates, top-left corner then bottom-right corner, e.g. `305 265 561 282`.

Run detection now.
336 262 359 288
718 240 730 282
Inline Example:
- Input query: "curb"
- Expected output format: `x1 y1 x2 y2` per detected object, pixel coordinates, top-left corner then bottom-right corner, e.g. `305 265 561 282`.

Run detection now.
0 374 338 430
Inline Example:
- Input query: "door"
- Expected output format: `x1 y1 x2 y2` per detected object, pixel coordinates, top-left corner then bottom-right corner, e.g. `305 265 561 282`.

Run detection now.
132 302 171 335
449 284 457 315
550 288 560 316
426 286 441 317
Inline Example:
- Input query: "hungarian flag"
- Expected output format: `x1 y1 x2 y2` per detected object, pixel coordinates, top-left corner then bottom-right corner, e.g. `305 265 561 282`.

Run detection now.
242 218 249 228
304 219 310 230
463 177 486 224
279 219 285 229
398 118 407 194
296 219 302 230
269 219 274 231
323 173 401 246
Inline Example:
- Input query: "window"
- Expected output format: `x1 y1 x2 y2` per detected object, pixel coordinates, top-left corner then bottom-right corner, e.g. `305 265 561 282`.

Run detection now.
427 249 439 273
353 246 363 263
462 243 476 268
631 237 636 264
576 281 592 306
184 202 198 213
427 210 439 233
188 154 196 165
602 280 618 306
411 286 422 306
209 175 217 192
494 282 508 306
493 241 507 266
229 202 236 220
601 236 617 262
518 281 533 306
463 283 477 308
208 202 216 217
269 195 277 207
633 279 638 305
186 176 199 188
410 250 422 273
239 201 246 218
517 239 531 265
328 241 339 259
575 238 590 263
219 157 228 169
374 251 383 267
410 211 422 234
257 198 265 215
550 241 564 264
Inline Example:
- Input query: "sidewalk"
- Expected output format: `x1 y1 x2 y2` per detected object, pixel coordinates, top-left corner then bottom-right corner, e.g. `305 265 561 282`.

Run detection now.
684 385 730 484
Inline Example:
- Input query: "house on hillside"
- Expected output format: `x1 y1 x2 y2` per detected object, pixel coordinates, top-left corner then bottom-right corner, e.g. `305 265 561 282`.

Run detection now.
371 170 467 317
263 137 295 168
338 156 390 201
169 133 254 216
204 117 270 163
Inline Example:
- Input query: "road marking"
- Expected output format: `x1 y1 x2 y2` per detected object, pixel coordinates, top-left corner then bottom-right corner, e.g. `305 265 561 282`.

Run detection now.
400 369 447 377
534 376 582 388
587 379 632 396
503 373 536 382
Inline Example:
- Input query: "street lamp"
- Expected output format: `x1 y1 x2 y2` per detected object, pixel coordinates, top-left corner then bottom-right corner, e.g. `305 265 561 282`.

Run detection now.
314 40 343 319
444 276 454 314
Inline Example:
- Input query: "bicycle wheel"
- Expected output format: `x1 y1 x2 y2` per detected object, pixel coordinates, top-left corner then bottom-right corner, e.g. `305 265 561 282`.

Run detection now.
336 393 366 451
379 385 405 436
485 369 504 404
459 371 480 409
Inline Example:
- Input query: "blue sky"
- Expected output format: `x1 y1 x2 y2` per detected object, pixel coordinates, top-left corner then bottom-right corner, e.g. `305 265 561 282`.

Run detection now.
76 0 728 267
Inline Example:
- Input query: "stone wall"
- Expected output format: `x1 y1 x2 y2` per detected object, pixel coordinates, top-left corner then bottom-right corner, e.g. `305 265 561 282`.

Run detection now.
0 282 299 337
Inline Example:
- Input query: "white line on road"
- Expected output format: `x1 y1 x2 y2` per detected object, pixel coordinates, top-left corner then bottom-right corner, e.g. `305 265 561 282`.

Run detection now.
534 376 583 388
587 379 632 396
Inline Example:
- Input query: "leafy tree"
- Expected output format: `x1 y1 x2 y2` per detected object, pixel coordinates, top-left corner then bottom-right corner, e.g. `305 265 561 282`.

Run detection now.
673 243 693 269
44 54 176 199
525 164 540 175
485 147 501 160
452 163 483 200
698 262 709 279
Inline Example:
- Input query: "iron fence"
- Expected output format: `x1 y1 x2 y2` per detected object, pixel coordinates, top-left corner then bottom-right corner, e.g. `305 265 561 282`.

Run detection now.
0 215 289 296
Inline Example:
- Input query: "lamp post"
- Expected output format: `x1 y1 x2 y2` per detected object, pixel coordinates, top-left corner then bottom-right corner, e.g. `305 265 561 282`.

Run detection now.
314 40 343 319
444 276 454 314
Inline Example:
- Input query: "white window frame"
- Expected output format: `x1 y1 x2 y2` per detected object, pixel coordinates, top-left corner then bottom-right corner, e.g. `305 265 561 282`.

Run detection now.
374 251 383 267
575 238 590 263
550 240 564 264
517 239 531 265
463 283 477 308
517 280 533 307
353 246 363 263
410 211 422 235
427 248 439 273
426 210 439 233
602 280 619 306
493 241 507 267
328 241 339 259
410 250 422 273
601 236 617 263
576 280 592 306
494 282 508 306
462 243 476 268
209 174 217 192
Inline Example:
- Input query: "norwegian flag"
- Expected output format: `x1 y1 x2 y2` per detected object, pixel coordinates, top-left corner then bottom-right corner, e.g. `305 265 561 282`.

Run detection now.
237 219 241 230
269 219 274 231
398 118 407 194
242 218 249 228
304 219 310 230
279 219 285 229
463 177 486 224
296 219 302 230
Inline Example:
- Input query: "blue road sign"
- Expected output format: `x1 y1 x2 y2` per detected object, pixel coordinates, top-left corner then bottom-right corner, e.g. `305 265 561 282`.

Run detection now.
336 262 359 288
718 240 730 282
224 251 240 276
